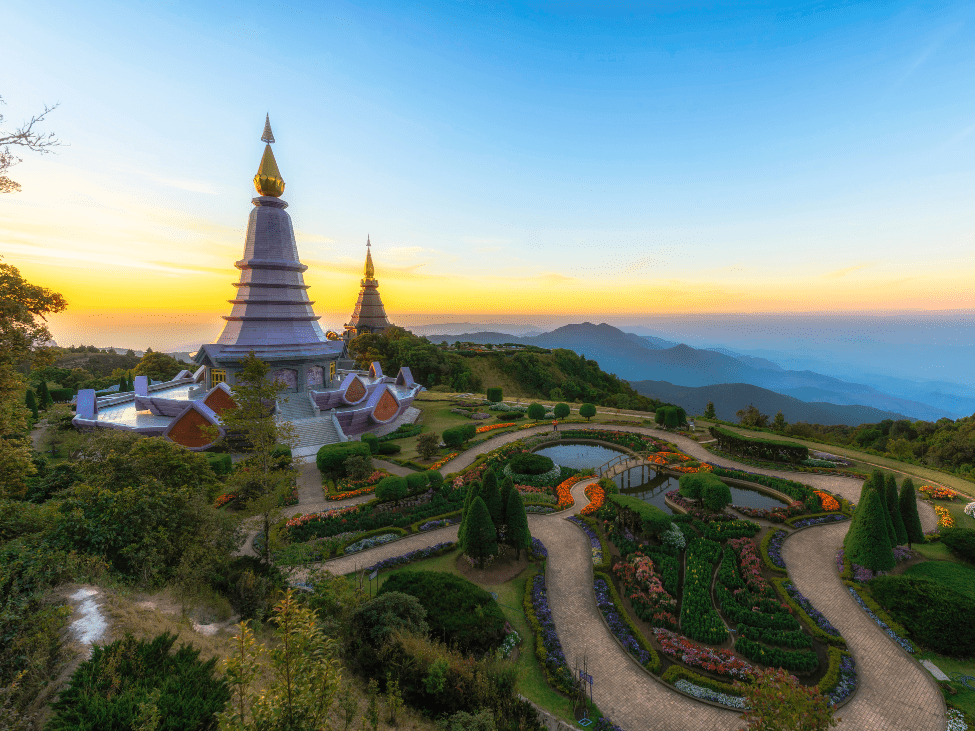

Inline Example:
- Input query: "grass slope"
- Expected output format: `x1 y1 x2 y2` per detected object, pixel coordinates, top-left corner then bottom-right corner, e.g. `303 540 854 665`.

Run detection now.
904 561 975 600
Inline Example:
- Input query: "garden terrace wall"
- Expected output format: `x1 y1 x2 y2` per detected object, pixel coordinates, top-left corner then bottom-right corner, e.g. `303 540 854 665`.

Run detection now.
709 426 809 464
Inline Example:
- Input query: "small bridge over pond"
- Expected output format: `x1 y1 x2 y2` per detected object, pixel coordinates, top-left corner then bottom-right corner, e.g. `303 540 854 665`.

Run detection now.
596 451 669 479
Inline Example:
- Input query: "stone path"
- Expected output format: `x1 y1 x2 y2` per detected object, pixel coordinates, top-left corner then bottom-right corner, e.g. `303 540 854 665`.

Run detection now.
278 424 947 731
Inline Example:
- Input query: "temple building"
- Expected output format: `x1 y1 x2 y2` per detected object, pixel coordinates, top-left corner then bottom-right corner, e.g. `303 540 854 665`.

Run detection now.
344 236 392 340
72 117 421 452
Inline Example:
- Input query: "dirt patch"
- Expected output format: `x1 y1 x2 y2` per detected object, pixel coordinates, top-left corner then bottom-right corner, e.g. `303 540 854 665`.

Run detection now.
68 587 108 654
456 548 529 585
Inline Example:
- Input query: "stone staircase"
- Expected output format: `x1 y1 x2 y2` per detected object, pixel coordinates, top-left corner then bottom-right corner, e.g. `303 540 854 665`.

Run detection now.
276 395 342 449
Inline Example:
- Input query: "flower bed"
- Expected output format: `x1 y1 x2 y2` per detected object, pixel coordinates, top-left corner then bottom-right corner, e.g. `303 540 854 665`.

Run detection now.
334 469 389 493
476 422 515 434
419 517 459 532
530 537 548 559
525 505 555 514
496 628 521 659
788 514 848 529
680 538 727 644
525 574 573 694
847 586 915 653
613 551 678 629
704 520 761 542
823 651 857 707
581 481 606 516
764 529 787 570
674 679 746 709
814 490 840 512
554 472 593 510
344 533 399 554
966 502 975 519
593 577 658 671
430 453 459 471
920 485 957 500
653 628 754 680
558 428 658 452
364 541 456 573
327 483 383 501
727 537 770 595
935 504 954 529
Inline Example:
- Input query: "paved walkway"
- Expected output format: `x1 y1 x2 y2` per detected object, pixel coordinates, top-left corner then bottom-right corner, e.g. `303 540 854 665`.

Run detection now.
276 423 947 730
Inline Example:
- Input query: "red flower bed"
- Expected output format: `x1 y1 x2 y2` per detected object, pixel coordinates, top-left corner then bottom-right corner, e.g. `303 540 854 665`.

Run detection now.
653 628 755 680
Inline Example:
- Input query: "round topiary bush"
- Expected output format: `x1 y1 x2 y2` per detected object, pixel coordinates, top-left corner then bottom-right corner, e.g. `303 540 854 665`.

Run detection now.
405 471 430 492
377 442 401 456
505 453 555 476
47 632 229 731
378 571 506 656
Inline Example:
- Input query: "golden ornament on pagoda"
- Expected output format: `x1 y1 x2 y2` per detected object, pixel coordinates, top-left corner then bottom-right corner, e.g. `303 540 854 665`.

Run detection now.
253 114 285 197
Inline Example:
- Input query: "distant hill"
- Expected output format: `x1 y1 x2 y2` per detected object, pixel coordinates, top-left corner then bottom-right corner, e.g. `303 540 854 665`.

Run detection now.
629 380 911 426
425 322 956 421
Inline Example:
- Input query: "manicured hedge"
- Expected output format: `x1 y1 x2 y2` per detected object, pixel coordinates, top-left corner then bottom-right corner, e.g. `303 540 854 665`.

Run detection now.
817 646 851 695
442 424 477 448
316 441 371 476
704 520 760 542
940 528 975 563
710 466 818 510
737 624 812 649
486 387 502 402
869 575 975 656
49 388 75 403
405 471 430 492
377 442 401 455
607 494 672 537
680 538 727 644
709 426 809 464
506 453 555 476
203 452 232 476
379 571 506 656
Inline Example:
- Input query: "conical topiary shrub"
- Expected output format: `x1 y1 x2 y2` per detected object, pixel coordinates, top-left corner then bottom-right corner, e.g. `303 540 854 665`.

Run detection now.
871 471 896 550
500 476 513 526
899 478 925 548
845 487 895 572
480 469 504 528
458 481 482 546
886 474 908 546
505 488 531 560
462 496 498 569
25 390 38 420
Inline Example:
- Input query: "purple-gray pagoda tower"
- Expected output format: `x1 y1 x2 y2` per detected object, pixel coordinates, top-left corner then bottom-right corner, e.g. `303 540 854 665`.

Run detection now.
195 116 345 393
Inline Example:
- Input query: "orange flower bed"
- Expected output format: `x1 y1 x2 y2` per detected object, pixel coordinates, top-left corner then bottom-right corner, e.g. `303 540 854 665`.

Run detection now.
213 492 237 508
476 422 515 434
555 473 595 511
920 485 957 500
327 484 378 501
935 504 954 529
581 481 606 516
430 453 459 471
814 490 840 512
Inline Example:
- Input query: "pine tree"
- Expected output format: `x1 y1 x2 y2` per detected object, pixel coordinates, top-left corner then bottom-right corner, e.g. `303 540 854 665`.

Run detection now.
25 390 38 420
462 497 498 569
505 488 531 560
500 476 513 526
480 469 504 528
36 380 52 409
458 481 482 546
899 478 925 548
118 375 128 392
127 373 135 391
885 474 908 546
870 471 895 549
844 488 895 572
704 401 716 420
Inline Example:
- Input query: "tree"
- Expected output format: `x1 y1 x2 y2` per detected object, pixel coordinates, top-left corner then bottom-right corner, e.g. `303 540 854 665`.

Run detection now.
702 480 732 512
736 404 769 428
416 432 440 462
526 403 546 421
24 390 37 420
479 469 504 527
870 471 896 550
654 407 668 426
505 488 530 560
579 403 596 421
343 454 372 481
733 667 838 731
133 350 189 382
553 402 570 420
219 591 341 731
36 379 52 408
462 497 498 569
704 401 717 420
899 478 925 548
772 411 787 433
117 374 128 393
217 353 297 565
885 474 908 546
499 476 513 526
1 96 62 194
843 487 895 572
665 407 681 429
458 481 481 546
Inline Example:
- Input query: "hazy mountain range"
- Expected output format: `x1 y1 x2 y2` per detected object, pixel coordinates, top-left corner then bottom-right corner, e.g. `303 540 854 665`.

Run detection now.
426 322 975 424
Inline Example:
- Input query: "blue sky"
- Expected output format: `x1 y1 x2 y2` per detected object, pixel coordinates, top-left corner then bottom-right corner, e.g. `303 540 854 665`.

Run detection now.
2 0 974 349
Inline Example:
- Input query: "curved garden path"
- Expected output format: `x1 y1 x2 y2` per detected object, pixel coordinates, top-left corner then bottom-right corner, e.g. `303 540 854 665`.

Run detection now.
285 424 945 731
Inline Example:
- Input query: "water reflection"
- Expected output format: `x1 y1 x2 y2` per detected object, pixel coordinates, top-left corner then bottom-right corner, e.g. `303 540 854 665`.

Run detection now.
534 443 626 470
615 466 789 515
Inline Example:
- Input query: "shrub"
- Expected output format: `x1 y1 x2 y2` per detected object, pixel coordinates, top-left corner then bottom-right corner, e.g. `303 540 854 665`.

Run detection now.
269 444 292 460
941 528 975 563
426 470 444 488
377 442 401 455
870 575 975 656
442 426 470 449
579 403 596 421
361 433 379 454
526 403 546 420
211 555 286 621
553 403 570 419
843 488 894 572
709 426 809 463
378 571 506 655
316 442 371 477
608 494 672 537
343 454 373 481
25 390 38 420
506 453 555 476
47 632 229 731
349 591 430 675
416 432 441 461
486 387 502 402
899 478 925 547
405 471 430 492
203 452 232 476
376 475 409 504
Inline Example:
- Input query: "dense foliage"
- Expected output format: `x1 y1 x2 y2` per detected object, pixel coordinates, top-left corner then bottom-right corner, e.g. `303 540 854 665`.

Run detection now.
709 427 809 464
378 571 507 656
870 575 975 656
350 327 483 391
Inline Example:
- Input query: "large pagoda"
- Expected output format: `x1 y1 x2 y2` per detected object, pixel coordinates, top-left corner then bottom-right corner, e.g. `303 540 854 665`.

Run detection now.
344 236 392 340
195 116 345 393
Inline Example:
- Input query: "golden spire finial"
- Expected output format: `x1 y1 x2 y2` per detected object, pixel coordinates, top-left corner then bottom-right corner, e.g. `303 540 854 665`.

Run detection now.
253 115 285 197
364 236 375 280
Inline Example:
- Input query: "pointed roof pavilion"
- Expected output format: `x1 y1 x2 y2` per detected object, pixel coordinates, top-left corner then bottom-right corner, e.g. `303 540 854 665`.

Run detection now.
344 235 392 339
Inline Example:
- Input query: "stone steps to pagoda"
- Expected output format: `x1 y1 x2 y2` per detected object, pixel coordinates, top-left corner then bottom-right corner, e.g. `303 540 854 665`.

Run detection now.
287 416 342 449
276 395 316 420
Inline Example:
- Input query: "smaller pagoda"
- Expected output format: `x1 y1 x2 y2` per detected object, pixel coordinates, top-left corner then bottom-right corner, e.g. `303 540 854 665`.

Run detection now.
344 236 392 340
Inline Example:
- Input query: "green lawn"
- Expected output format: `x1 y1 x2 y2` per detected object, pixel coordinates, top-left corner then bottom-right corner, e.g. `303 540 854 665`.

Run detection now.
359 547 575 721
912 541 953 561
904 560 975 600
915 651 975 718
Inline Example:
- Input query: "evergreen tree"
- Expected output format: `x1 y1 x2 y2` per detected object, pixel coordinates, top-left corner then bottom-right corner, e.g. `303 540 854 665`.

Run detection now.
885 474 908 546
36 379 52 408
458 481 482 546
505 488 531 560
844 488 895 572
899 478 925 548
127 373 135 391
704 401 716 420
462 497 498 569
480 469 504 528
772 411 787 432
500 476 513 526
869 471 896 549
118 375 128 392
25 390 38 420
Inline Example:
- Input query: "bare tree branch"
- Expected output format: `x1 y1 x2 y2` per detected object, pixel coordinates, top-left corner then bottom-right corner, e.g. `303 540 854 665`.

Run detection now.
0 95 63 194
